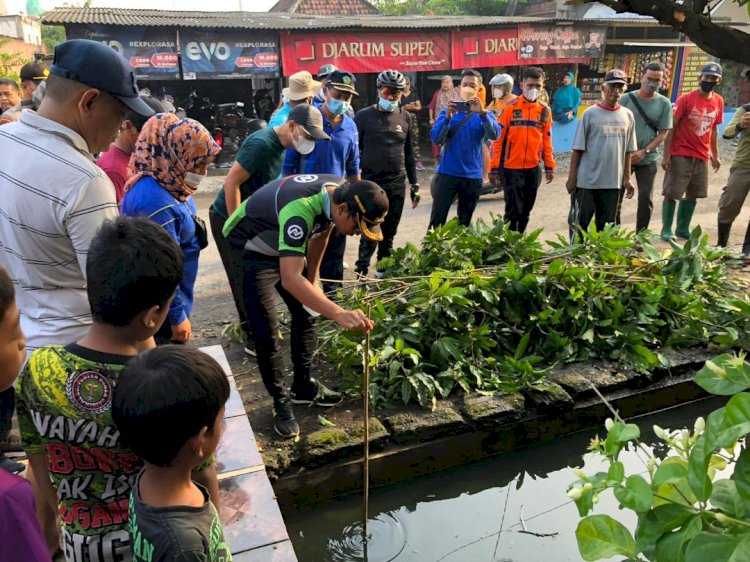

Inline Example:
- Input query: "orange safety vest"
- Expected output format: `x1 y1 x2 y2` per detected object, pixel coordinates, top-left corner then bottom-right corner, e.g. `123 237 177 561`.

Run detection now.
490 96 555 172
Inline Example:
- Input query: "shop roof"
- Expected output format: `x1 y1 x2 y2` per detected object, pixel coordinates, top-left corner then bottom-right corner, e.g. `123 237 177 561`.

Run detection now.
40 8 668 29
269 0 380 16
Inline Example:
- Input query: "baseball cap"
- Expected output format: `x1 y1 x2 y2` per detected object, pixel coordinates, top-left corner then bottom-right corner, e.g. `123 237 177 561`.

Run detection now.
701 63 722 77
317 64 338 79
282 71 322 101
327 70 359 96
604 69 628 85
49 39 154 117
346 180 389 241
288 104 330 140
19 62 48 82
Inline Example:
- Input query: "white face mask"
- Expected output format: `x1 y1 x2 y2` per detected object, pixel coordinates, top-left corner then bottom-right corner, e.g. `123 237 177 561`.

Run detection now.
293 126 316 155
523 88 540 102
184 172 206 188
492 87 504 99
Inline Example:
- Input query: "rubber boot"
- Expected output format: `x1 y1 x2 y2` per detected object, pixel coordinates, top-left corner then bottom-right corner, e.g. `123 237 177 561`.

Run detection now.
675 200 697 240
660 200 676 241
742 221 750 259
717 222 732 247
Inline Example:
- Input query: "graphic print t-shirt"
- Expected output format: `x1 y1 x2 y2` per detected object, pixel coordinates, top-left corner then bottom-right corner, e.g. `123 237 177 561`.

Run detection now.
16 344 138 562
129 471 233 562
670 89 724 161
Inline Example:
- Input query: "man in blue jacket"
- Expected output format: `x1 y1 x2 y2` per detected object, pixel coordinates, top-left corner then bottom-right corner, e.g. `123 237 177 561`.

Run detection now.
429 68 501 229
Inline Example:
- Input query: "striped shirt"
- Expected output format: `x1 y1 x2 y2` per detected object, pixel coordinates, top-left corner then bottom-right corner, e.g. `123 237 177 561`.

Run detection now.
0 110 118 349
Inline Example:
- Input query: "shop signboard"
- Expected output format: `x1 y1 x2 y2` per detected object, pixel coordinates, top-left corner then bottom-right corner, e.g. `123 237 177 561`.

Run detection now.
517 25 606 64
179 29 279 79
280 31 451 75
67 25 180 80
451 28 518 69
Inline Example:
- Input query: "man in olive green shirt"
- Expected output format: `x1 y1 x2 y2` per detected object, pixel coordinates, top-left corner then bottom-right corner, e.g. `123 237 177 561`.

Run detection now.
717 103 750 257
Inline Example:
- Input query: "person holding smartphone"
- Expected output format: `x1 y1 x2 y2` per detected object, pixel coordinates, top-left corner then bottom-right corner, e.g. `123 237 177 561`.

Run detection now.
428 68 501 229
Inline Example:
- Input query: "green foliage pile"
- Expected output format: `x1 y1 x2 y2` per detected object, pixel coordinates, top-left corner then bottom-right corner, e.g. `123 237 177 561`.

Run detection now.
570 353 750 561
319 217 750 409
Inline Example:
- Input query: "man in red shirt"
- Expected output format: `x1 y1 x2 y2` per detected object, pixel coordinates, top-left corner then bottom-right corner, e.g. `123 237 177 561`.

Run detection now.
660 63 724 241
97 95 163 203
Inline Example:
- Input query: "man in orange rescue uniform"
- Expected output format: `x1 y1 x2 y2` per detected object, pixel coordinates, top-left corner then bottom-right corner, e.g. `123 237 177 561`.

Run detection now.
489 66 555 233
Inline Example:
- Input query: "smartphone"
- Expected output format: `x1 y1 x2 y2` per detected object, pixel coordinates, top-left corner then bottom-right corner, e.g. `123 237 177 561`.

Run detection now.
454 101 471 112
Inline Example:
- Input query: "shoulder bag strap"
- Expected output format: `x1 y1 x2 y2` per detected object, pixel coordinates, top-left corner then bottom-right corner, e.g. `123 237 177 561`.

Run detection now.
628 94 659 133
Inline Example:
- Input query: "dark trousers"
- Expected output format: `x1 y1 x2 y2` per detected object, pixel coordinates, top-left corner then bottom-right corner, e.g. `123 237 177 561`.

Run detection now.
428 173 483 230
242 252 316 400
0 387 13 444
209 210 251 338
503 167 542 233
407 112 421 161
568 188 621 241
615 163 658 232
320 230 346 295
355 180 406 274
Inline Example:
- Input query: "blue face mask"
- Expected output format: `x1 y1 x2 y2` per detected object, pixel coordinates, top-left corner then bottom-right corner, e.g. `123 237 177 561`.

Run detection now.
378 97 398 112
327 97 350 116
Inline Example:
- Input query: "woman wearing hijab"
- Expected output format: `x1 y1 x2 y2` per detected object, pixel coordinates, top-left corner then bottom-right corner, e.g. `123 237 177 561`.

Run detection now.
428 75 460 162
121 113 220 344
552 72 582 123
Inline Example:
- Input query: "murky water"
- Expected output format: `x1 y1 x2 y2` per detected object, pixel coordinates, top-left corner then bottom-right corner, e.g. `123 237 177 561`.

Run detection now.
285 396 725 562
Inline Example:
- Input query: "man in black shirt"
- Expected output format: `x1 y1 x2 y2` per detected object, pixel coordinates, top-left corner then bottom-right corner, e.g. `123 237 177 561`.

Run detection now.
402 77 425 171
354 69 421 276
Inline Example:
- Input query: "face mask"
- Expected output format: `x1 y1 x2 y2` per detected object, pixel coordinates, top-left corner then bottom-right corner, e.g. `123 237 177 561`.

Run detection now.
327 97 350 116
184 172 206 188
492 87 504 99
523 88 540 102
460 86 475 101
378 97 398 112
293 128 316 155
700 80 717 93
642 82 659 94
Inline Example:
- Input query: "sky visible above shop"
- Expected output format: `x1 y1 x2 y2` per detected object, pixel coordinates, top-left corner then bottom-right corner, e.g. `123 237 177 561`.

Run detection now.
6 0 277 15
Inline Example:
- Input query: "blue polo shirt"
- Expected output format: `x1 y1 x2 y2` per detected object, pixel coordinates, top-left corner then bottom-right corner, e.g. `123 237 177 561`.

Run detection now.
282 107 360 177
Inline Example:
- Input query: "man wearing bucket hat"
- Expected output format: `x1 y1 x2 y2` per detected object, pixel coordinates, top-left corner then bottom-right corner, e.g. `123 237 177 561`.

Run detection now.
223 174 388 438
567 69 636 240
268 70 320 128
660 62 724 241
284 69 362 294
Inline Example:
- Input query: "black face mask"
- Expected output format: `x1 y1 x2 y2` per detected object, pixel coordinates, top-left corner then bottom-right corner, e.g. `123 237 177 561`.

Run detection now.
700 81 717 93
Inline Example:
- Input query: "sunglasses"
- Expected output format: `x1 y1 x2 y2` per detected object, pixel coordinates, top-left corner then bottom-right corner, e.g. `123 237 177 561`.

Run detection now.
380 87 403 98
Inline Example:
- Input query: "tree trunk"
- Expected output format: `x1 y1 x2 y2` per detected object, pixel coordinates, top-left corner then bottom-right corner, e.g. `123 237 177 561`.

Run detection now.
588 0 750 65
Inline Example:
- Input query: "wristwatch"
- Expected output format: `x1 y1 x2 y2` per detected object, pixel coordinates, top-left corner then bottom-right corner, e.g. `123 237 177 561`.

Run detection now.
644 148 653 155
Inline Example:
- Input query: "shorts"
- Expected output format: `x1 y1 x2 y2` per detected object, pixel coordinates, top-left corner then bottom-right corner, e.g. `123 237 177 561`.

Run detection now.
662 155 709 200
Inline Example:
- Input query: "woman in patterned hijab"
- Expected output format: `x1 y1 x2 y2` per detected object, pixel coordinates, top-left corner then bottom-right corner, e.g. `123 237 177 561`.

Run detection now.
121 113 220 345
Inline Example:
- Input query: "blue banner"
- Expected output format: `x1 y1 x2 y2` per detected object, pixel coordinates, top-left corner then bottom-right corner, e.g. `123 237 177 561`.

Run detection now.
67 25 180 80
179 29 279 80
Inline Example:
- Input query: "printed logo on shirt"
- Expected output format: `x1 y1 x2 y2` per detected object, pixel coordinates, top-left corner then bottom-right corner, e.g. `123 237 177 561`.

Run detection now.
294 174 319 183
395 125 403 133
687 107 718 137
513 109 523 119
602 125 628 137
287 225 304 240
66 371 114 415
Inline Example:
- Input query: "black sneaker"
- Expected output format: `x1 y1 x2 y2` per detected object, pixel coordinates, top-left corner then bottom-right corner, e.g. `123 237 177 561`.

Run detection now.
273 397 299 438
291 378 343 407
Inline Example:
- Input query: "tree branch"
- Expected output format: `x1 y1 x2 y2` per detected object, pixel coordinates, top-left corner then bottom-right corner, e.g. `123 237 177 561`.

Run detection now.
579 0 750 64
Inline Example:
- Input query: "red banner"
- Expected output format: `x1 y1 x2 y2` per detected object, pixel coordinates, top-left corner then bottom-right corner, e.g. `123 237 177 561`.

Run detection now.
451 28 518 69
280 31 451 75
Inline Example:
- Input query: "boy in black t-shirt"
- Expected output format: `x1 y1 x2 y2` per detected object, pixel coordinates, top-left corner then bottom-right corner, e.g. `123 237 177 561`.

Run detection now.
113 346 232 562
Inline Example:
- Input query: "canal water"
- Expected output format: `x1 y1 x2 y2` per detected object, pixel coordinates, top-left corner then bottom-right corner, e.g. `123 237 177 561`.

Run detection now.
284 396 725 562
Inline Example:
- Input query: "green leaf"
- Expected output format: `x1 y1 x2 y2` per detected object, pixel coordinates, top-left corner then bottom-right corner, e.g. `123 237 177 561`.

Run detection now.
734 448 750 506
636 504 694 552
317 415 336 428
685 532 742 562
695 357 749 396
710 479 746 518
576 514 638 561
608 461 625 484
653 463 688 489
687 436 713 502
728 536 750 562
615 475 653 513
514 332 531 360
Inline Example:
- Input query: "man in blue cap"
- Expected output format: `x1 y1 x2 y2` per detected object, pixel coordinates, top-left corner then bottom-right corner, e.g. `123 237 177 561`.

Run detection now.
0 38 154 350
